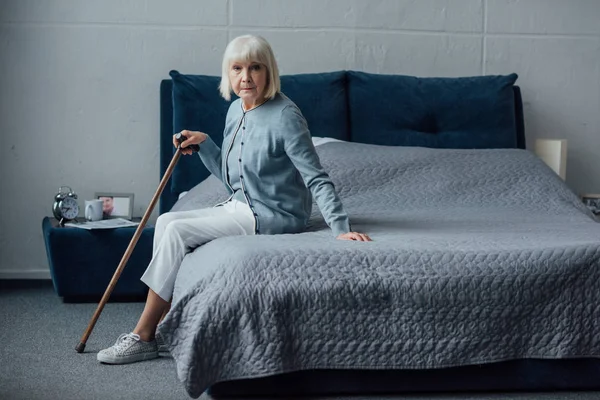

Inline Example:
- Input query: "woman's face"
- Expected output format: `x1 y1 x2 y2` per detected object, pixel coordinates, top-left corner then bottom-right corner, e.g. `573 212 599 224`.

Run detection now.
229 60 268 108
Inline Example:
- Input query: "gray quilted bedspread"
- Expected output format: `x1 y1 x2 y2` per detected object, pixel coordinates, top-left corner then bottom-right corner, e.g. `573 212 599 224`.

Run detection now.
159 142 600 398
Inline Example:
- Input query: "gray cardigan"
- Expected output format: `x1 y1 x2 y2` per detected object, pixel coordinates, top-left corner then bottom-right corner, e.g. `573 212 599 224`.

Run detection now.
197 93 351 237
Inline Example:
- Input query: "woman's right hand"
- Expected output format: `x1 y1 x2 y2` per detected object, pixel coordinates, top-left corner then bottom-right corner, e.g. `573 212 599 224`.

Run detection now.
173 130 208 155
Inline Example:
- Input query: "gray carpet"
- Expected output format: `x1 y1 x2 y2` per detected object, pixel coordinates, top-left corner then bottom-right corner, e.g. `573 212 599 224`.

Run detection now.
1 280 599 400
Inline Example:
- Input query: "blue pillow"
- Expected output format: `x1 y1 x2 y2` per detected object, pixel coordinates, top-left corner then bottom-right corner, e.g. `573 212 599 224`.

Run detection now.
279 71 348 141
347 71 519 149
170 70 230 196
169 70 349 196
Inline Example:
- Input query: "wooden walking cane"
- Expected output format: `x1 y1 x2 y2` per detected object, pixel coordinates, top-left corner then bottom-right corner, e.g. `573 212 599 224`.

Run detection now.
75 146 183 353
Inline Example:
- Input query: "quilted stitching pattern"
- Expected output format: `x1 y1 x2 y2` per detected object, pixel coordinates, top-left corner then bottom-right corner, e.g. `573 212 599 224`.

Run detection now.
160 142 600 398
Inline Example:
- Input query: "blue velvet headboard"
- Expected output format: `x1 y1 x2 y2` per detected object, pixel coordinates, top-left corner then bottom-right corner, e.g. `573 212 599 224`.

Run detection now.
159 71 525 214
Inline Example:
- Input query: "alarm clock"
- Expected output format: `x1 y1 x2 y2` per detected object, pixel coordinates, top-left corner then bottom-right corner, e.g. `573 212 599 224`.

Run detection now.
53 186 80 226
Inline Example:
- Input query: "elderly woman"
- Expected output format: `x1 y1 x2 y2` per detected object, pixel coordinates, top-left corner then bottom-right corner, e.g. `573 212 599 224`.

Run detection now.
98 34 371 365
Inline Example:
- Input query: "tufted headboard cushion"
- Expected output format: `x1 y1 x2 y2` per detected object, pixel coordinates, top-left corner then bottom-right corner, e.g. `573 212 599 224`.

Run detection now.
347 71 521 149
159 71 525 214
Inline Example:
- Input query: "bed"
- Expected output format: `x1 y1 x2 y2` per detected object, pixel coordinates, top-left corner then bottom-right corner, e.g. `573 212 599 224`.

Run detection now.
156 70 600 398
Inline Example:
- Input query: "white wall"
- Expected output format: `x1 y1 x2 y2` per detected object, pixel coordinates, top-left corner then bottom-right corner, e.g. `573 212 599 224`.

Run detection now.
1 0 599 279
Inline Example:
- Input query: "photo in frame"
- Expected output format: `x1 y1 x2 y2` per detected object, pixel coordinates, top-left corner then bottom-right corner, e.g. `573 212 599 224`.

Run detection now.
581 193 600 215
94 192 134 220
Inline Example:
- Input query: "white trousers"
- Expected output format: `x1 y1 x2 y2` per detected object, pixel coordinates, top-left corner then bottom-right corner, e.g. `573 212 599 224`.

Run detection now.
140 199 255 301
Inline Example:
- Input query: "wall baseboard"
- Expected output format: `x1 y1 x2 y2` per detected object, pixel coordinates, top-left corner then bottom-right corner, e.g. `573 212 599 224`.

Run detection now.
0 270 51 280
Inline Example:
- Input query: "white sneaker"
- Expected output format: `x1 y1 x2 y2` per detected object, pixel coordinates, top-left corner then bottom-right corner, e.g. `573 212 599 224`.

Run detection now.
97 333 158 365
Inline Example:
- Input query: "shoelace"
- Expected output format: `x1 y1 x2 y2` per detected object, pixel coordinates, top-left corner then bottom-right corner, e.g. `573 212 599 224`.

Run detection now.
113 333 140 353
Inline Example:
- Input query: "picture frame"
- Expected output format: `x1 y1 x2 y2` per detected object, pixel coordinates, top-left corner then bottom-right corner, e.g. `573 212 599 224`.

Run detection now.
94 192 134 220
581 193 600 215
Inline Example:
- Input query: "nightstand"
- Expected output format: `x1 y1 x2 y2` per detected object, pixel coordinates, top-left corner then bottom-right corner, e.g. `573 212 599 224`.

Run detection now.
42 217 155 302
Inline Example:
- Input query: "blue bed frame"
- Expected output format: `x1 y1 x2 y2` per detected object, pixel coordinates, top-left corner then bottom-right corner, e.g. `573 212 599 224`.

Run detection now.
158 77 600 397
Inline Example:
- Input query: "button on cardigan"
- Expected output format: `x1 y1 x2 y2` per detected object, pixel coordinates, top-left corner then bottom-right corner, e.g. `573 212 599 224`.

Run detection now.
197 93 351 237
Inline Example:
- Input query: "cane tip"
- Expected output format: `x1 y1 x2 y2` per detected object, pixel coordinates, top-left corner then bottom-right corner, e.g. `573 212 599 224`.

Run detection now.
75 342 86 353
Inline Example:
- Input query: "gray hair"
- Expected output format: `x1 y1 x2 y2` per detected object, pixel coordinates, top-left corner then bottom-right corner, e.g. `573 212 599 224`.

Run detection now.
219 35 281 101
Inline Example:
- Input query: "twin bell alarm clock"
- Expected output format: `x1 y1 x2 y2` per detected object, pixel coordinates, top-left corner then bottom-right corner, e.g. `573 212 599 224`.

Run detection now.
53 186 79 226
